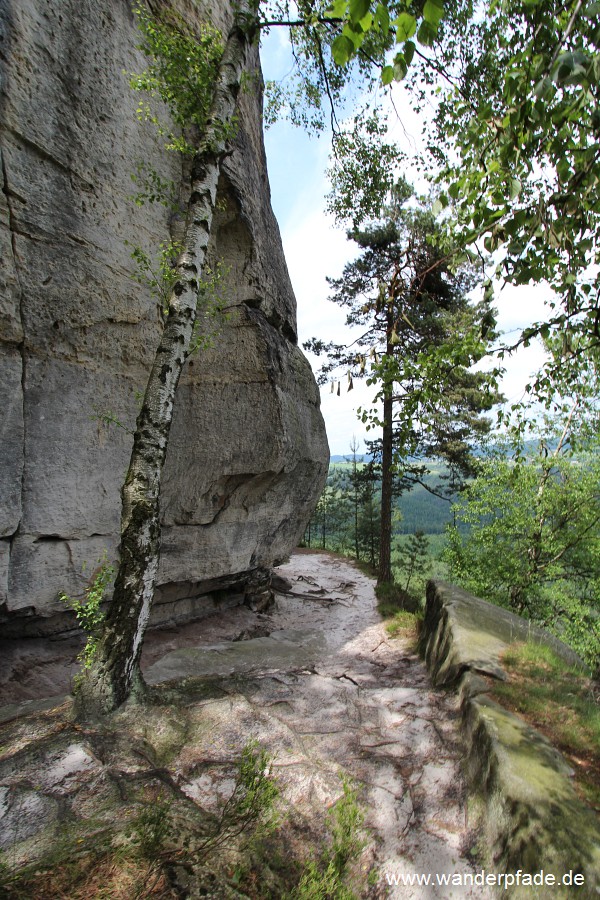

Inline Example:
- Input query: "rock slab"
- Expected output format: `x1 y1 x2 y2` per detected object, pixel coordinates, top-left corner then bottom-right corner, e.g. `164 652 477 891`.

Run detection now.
0 552 492 898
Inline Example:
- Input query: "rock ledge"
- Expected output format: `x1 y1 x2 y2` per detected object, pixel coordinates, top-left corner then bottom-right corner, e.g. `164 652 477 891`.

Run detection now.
420 580 600 898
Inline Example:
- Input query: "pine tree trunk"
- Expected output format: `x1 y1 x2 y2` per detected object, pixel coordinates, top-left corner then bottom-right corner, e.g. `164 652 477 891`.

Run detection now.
378 389 394 585
378 315 394 586
75 5 256 718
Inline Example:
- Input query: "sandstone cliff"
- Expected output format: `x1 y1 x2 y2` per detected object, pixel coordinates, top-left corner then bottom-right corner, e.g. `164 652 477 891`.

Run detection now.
0 0 329 636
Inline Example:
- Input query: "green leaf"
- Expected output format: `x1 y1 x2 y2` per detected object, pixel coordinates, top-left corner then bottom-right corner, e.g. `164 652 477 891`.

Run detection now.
534 77 554 100
342 22 364 47
448 181 460 200
394 12 416 41
417 19 438 46
382 64 394 84
374 3 390 32
509 177 521 200
423 0 445 27
325 0 348 18
553 50 590 85
393 52 408 80
404 40 415 66
349 0 370 24
331 33 355 65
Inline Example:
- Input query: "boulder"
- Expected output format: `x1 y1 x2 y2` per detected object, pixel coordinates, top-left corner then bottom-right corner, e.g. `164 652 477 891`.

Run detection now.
0 0 328 636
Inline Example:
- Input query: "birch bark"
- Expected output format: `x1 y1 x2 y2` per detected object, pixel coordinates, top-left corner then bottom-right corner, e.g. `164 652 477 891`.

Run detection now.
76 2 257 717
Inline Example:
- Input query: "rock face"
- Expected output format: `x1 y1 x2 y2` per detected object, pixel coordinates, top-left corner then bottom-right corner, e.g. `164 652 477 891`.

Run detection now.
0 0 329 636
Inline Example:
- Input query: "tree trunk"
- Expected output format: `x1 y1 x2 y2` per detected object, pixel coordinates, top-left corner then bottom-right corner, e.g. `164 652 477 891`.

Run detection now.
75 5 256 718
378 390 393 585
378 316 394 586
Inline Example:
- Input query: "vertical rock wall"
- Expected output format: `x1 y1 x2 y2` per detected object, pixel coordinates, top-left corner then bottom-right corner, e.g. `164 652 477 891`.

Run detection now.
0 0 329 636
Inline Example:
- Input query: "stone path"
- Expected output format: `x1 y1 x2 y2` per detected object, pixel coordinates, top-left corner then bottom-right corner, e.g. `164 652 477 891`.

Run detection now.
144 551 492 897
0 551 493 896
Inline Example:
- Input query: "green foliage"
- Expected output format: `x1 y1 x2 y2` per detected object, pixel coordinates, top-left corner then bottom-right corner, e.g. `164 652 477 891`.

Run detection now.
127 240 230 340
1 742 280 898
130 160 177 208
394 529 431 593
226 740 280 834
289 777 366 900
375 580 417 616
130 3 224 155
90 407 135 435
292 858 357 899
191 740 279 858
304 457 457 576
127 239 183 315
307 186 501 498
261 1 450 225
327 110 397 227
444 427 600 671
385 608 422 640
416 0 600 386
327 777 365 874
60 555 114 671
189 262 232 354
288 0 445 78
129 795 172 859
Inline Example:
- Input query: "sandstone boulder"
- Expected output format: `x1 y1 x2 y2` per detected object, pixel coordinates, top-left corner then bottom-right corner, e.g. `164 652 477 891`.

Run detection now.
0 0 328 636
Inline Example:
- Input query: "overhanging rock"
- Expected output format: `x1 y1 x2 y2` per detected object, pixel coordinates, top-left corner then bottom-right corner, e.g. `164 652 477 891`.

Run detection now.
0 0 328 636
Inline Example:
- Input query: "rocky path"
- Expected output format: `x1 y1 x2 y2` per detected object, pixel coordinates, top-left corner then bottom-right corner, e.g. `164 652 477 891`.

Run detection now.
0 551 492 897
144 551 492 897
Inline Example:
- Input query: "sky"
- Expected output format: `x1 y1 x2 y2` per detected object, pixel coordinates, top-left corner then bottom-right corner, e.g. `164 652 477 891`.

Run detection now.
259 31 550 456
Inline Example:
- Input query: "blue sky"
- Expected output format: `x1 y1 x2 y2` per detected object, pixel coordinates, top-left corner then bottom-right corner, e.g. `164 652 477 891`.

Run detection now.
259 32 549 456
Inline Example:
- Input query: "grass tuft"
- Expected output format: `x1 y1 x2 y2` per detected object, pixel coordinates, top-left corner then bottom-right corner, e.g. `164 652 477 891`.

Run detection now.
385 610 422 641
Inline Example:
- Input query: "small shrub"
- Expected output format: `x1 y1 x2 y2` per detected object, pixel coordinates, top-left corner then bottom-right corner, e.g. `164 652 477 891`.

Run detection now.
60 554 114 673
129 795 172 859
375 581 420 618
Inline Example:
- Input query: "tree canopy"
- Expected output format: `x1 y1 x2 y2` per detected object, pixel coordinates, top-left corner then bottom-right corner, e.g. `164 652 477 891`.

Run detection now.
265 0 600 398
444 420 600 673
307 185 501 491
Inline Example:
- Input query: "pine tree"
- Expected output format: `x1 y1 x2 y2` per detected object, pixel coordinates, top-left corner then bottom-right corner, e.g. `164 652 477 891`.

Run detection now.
306 182 502 586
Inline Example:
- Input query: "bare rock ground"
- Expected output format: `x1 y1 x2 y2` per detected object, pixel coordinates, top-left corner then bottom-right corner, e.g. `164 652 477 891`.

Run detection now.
0 551 492 896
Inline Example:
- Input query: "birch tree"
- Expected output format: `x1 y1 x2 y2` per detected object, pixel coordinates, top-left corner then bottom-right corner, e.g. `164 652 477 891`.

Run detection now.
76 2 258 716
73 0 453 716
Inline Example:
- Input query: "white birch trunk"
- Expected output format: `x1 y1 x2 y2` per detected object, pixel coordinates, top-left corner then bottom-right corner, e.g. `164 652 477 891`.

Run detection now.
76 3 257 717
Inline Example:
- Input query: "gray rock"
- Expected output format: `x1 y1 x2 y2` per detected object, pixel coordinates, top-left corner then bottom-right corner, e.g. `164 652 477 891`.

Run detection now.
421 580 600 897
0 346 23 537
0 0 328 635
